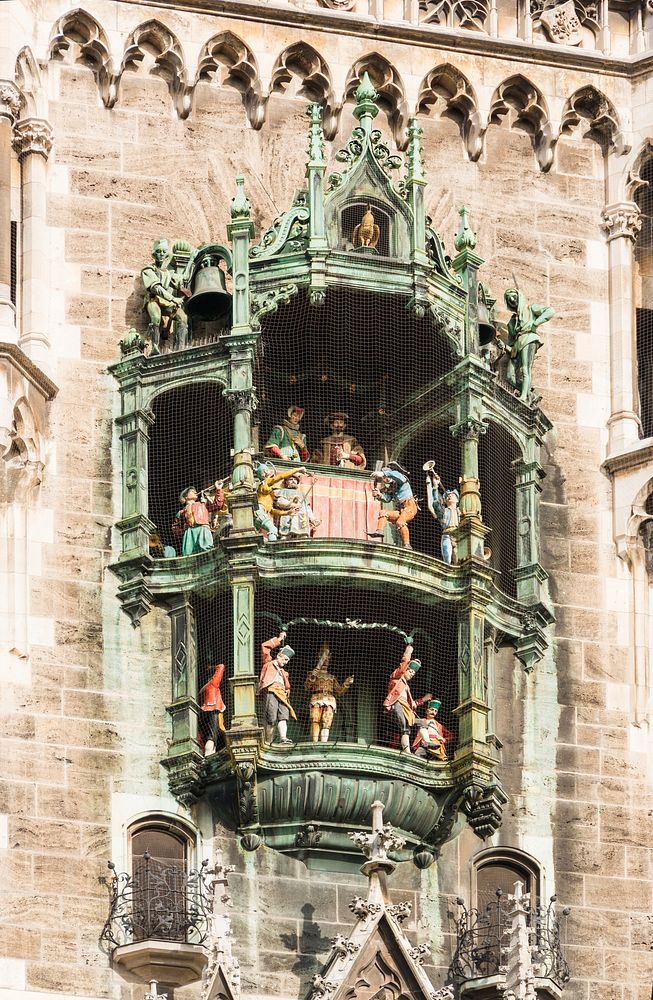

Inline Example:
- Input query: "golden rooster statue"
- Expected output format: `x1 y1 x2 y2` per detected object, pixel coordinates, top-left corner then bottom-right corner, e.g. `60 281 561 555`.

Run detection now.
352 205 380 248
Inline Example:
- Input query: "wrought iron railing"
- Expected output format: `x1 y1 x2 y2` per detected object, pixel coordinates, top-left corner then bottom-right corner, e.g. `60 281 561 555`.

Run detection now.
449 889 570 987
100 853 213 950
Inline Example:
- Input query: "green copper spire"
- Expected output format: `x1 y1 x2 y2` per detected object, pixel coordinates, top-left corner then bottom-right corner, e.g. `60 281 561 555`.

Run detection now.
406 118 425 184
231 174 252 221
353 71 379 134
306 103 325 165
454 206 477 252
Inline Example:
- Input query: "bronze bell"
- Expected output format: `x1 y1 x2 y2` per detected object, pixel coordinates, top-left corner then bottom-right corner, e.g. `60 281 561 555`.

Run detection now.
477 296 497 346
186 263 232 324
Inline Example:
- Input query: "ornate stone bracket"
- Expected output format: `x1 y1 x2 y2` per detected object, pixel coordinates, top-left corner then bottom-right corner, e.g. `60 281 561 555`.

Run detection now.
250 283 299 331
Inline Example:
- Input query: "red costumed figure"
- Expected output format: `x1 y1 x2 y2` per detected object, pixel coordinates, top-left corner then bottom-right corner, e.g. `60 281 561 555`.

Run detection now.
412 699 454 761
383 643 432 753
199 663 226 757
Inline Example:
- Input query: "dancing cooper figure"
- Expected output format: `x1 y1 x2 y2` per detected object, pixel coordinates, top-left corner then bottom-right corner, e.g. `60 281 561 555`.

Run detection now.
304 643 354 743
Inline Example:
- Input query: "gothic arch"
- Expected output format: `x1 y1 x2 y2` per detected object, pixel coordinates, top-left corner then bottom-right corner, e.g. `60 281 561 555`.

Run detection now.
195 31 264 130
270 43 336 139
416 63 483 162
626 138 653 200
120 19 190 118
15 47 44 118
560 85 628 155
49 8 116 107
343 54 408 149
488 74 555 171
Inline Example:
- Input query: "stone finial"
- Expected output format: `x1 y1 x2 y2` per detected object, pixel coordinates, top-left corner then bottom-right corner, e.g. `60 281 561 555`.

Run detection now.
406 118 425 184
454 206 477 252
353 72 379 129
0 82 21 123
306 103 325 164
231 175 252 221
144 982 167 1000
348 800 406 872
600 201 642 243
12 118 54 160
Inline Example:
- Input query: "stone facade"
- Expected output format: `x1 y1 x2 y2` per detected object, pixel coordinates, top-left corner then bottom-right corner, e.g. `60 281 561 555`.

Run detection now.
1 5 652 1000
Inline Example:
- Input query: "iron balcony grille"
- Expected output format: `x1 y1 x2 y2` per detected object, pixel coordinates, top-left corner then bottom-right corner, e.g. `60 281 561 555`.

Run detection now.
100 853 213 950
449 890 571 987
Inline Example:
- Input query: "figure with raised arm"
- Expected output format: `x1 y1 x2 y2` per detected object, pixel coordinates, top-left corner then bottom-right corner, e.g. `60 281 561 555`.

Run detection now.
172 482 225 556
254 461 308 541
425 466 460 564
383 643 432 753
503 287 554 402
258 631 297 745
304 643 354 743
368 462 417 550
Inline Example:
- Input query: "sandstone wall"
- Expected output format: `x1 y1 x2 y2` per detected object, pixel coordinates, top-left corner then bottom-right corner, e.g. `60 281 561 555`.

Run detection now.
0 6 651 1000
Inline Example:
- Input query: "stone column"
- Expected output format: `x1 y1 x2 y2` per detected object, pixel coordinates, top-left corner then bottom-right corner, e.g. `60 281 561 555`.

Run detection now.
167 597 200 755
453 413 491 561
12 118 54 366
601 201 642 454
512 457 545 604
0 83 21 342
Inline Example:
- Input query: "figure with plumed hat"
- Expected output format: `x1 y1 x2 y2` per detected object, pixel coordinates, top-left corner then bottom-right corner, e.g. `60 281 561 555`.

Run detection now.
265 405 309 463
171 482 225 556
312 412 366 469
304 642 354 743
258 631 297 744
383 643 432 753
412 699 454 761
425 467 460 564
199 663 226 757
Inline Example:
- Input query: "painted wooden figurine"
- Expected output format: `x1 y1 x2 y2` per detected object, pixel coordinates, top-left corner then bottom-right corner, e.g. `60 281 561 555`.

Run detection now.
141 239 189 354
383 643 432 753
424 466 460 564
368 462 417 549
503 288 554 402
172 482 225 555
304 643 354 743
258 632 297 744
275 473 321 539
265 405 309 463
199 663 226 757
312 412 367 469
254 462 307 541
412 699 453 761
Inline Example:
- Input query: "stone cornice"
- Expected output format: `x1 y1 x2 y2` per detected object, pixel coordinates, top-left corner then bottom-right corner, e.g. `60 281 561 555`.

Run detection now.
116 0 653 79
0 343 58 400
602 437 653 477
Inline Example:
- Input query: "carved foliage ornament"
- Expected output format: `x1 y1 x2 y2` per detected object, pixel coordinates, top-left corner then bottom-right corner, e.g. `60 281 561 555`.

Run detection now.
12 117 54 160
0 82 22 122
600 203 642 243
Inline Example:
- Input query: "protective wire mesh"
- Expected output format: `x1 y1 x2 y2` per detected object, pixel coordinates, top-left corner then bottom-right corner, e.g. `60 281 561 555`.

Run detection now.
635 159 653 439
147 283 519 756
